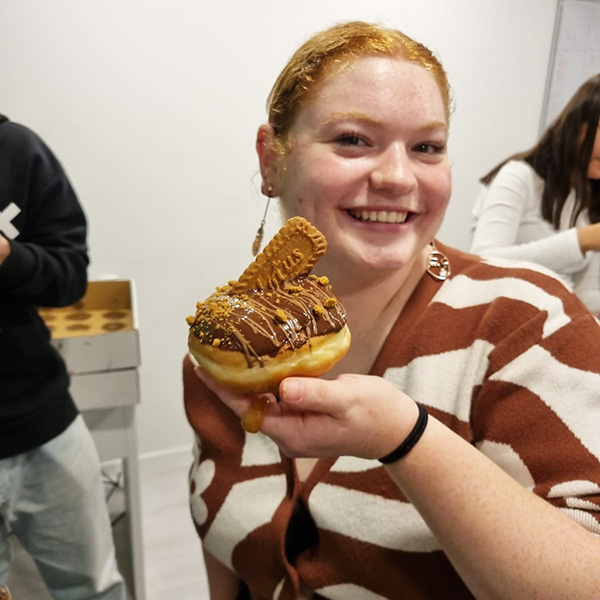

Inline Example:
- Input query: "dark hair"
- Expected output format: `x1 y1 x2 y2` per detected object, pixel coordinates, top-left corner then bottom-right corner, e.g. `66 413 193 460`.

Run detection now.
480 73 600 228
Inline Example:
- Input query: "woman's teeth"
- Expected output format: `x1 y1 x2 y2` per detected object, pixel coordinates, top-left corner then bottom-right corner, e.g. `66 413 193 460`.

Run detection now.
348 209 408 224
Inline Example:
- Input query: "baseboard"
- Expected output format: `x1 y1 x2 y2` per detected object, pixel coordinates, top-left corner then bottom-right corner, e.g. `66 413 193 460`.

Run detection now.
140 444 193 462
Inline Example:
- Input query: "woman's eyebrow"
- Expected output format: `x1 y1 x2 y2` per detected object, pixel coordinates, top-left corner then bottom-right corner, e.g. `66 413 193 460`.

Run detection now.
323 111 380 126
323 112 447 133
418 120 448 133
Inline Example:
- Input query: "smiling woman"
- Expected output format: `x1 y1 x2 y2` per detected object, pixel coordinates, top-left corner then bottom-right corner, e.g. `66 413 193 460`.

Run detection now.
183 21 600 600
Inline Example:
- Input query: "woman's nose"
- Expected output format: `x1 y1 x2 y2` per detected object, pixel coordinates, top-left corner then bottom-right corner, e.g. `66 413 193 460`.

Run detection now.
369 144 417 193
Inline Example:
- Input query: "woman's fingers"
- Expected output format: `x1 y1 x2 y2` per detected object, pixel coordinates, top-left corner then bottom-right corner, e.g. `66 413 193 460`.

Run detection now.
194 367 280 433
193 367 251 417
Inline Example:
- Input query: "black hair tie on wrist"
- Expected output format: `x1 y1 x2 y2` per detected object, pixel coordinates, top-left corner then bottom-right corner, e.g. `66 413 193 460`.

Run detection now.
378 403 429 464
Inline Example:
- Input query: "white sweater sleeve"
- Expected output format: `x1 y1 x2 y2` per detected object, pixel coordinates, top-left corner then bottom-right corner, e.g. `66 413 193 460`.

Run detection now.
470 161 587 275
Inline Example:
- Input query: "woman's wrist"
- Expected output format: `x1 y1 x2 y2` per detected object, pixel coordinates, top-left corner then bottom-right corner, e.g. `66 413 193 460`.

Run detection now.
378 403 429 464
577 224 600 253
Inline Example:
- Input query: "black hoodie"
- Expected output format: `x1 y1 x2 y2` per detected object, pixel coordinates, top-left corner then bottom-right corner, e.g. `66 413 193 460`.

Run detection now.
0 115 89 458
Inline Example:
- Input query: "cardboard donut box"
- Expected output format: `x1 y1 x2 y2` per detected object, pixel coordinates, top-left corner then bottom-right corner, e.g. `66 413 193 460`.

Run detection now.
39 280 141 411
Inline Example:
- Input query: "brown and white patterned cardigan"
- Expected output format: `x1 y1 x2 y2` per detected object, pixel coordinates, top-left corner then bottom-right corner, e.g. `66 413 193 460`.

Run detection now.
184 242 600 600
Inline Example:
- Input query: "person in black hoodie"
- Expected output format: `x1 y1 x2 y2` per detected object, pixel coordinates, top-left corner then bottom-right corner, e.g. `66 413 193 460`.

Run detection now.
0 115 126 599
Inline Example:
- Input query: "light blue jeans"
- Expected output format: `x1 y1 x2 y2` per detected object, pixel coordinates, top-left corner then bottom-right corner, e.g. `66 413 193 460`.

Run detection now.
0 415 126 600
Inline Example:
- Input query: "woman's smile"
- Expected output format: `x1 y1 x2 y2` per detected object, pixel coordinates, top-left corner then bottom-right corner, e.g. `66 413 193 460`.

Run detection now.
346 208 410 224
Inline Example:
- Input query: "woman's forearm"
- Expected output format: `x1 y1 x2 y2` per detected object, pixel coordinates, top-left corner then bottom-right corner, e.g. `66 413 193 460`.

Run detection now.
386 416 600 600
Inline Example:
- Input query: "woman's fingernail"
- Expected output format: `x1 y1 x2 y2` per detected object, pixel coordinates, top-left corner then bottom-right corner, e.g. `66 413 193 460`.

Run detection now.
281 379 304 402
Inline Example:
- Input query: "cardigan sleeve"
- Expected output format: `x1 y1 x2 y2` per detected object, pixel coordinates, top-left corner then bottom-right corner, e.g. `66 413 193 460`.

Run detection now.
470 161 587 276
472 308 600 536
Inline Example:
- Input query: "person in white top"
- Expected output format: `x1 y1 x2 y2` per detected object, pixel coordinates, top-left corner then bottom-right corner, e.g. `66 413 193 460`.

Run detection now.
470 74 600 316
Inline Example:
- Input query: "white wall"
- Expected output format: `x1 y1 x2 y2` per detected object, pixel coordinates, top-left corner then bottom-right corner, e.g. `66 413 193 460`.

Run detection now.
0 0 558 456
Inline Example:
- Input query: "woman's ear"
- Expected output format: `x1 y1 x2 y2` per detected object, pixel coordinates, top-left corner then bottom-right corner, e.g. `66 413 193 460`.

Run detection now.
256 124 279 196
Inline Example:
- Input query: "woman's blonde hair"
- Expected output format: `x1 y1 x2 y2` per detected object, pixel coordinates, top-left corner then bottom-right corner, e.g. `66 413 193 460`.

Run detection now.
266 21 452 157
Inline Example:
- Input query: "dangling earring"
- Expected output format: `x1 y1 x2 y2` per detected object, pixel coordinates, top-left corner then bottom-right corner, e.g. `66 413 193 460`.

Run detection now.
252 184 273 256
426 241 451 281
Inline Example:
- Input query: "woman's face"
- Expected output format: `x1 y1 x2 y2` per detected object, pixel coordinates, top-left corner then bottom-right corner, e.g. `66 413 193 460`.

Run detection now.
272 56 451 277
589 123 600 180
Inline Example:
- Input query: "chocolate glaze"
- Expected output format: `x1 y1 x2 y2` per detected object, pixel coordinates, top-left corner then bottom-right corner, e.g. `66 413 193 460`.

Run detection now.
189 274 347 367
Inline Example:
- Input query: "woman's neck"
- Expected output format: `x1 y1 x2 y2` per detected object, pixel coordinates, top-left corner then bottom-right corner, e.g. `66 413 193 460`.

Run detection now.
333 248 428 317
321 247 430 376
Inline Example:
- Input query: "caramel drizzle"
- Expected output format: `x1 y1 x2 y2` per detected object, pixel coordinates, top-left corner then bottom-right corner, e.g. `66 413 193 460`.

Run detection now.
190 276 346 367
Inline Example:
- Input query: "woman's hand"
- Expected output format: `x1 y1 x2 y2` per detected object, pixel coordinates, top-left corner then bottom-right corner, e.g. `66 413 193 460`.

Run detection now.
0 236 11 266
194 368 419 461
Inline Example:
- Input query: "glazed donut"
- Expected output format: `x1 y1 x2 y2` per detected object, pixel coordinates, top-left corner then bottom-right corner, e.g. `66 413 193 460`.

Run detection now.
187 217 351 398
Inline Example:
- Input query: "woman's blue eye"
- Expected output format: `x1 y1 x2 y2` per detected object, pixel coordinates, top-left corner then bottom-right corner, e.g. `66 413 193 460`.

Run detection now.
337 133 364 146
415 143 445 154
